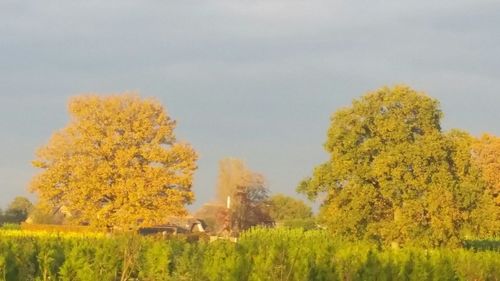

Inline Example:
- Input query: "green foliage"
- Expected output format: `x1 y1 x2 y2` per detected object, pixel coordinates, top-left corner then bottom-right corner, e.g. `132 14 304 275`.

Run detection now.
267 194 312 221
2 197 33 224
299 85 497 246
281 218 316 230
138 239 173 280
0 223 20 230
0 228 498 281
463 239 500 251
202 240 247 281
59 236 122 281
266 194 315 230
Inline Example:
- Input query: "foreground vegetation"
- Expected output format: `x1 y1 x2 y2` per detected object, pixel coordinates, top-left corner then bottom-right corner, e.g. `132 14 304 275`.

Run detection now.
0 228 498 281
2 86 497 280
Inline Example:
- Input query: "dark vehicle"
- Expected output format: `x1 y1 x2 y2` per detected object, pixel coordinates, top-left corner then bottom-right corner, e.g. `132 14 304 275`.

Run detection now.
138 219 206 236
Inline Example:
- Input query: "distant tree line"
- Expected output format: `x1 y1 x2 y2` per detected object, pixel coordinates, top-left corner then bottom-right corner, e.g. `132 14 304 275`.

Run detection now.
16 86 498 247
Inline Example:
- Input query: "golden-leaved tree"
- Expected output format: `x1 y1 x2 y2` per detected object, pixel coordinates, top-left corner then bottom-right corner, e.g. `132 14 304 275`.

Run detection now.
444 130 498 237
30 94 197 227
298 85 497 246
473 134 500 205
468 133 500 235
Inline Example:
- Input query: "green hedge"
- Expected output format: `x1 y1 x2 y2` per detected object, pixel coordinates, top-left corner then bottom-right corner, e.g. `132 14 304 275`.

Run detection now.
0 228 498 281
20 222 103 233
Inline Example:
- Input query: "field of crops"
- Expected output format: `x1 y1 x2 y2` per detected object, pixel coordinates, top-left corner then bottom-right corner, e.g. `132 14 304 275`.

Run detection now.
0 228 498 281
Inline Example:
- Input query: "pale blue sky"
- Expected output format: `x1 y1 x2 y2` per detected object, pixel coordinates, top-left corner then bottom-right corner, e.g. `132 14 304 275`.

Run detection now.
1 0 499 210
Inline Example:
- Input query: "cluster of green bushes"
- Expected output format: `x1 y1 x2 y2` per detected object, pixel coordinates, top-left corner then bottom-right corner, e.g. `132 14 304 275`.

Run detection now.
0 228 498 281
0 224 20 231
463 239 500 252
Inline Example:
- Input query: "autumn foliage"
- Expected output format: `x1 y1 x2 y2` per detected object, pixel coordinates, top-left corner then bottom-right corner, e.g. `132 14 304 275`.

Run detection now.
24 86 498 248
473 134 500 205
30 94 197 227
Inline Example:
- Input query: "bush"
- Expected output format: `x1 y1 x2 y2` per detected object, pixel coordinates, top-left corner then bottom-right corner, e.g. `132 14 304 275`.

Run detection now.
0 223 20 230
0 228 498 280
280 218 316 230
20 223 100 233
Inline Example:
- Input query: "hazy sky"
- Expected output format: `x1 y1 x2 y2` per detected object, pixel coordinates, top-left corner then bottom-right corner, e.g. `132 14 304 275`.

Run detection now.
1 1 499 210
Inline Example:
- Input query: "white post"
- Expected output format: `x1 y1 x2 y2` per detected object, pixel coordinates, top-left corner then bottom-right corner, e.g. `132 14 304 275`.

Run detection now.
227 195 231 209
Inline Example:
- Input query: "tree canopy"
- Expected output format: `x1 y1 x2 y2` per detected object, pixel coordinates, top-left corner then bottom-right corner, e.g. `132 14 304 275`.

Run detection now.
298 85 497 246
267 194 312 222
30 94 197 227
1 196 33 224
216 158 267 204
473 134 500 205
267 194 315 230
216 158 271 233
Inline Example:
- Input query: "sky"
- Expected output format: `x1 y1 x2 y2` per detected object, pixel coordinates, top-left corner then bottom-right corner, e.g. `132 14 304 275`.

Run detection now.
1 0 499 211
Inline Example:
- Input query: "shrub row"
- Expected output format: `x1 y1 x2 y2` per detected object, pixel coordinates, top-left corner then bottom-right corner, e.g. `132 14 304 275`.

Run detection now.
0 228 498 281
20 222 103 233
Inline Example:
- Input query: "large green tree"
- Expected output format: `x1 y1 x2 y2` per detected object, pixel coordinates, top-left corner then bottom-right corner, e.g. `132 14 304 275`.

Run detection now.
298 85 496 246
